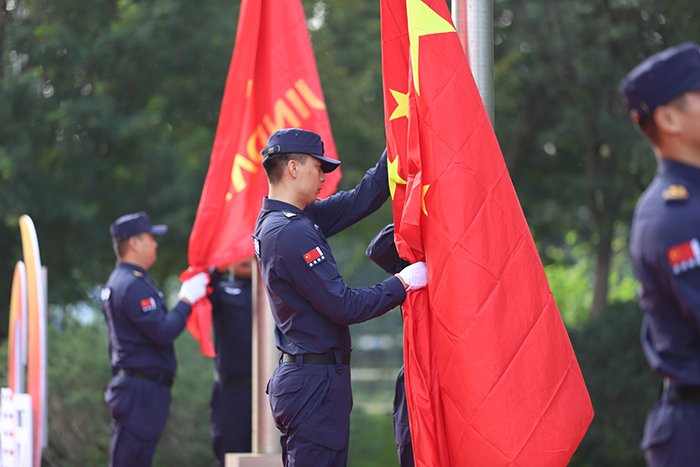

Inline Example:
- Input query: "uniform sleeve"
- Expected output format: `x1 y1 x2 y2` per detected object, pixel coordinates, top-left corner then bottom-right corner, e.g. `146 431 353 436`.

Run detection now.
366 224 411 275
307 149 389 238
122 281 192 346
277 220 406 325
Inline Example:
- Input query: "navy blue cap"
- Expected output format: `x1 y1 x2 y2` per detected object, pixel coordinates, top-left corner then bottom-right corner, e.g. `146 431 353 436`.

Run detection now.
619 42 700 122
110 212 168 239
261 128 341 173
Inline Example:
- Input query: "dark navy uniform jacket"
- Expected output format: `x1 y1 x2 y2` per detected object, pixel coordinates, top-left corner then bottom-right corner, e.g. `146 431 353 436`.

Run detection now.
209 272 253 378
101 262 191 377
631 159 700 386
254 151 406 355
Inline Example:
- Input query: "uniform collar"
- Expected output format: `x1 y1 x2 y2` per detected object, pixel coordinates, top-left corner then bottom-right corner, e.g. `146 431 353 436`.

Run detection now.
659 158 700 186
116 261 149 277
261 197 306 216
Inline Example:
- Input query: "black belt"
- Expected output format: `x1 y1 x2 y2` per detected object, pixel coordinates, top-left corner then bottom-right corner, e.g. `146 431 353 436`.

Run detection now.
214 370 252 386
117 368 174 388
282 352 351 365
663 378 700 403
670 385 700 403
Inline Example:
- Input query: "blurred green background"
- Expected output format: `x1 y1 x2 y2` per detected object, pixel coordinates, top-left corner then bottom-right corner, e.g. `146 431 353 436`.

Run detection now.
1 0 698 465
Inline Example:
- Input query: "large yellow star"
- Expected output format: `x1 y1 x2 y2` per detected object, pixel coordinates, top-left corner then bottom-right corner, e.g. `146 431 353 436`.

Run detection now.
388 154 407 200
407 0 456 96
422 184 430 215
389 89 409 120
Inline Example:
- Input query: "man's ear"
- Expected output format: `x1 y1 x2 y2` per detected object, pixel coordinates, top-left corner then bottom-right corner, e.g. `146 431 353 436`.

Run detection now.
128 235 140 251
654 105 683 135
287 159 299 179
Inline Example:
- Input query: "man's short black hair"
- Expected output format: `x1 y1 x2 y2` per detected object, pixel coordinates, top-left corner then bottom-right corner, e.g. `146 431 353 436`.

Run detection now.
262 152 309 184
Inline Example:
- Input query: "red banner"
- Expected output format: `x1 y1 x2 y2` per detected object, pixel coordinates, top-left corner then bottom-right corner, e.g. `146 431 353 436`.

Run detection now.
186 0 341 356
380 0 593 465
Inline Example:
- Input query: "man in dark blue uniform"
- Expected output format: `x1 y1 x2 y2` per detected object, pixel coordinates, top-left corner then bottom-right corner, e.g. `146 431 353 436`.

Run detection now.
253 128 428 466
620 42 700 467
208 257 253 465
365 224 414 467
101 212 208 467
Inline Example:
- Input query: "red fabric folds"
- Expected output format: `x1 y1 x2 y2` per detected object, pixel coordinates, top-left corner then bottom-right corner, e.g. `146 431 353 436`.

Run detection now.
185 0 341 356
380 0 594 465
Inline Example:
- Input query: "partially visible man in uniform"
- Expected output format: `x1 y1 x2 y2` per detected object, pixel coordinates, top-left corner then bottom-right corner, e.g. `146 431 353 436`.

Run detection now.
619 42 700 466
365 224 414 467
253 128 428 466
208 257 253 465
101 212 208 467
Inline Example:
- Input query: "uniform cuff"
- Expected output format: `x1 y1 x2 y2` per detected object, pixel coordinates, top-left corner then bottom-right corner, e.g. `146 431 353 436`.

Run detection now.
386 275 407 302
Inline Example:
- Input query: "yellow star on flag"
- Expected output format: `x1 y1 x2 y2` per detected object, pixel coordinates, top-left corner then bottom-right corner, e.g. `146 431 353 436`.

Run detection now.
422 184 430 215
388 154 407 200
407 0 456 96
389 88 409 120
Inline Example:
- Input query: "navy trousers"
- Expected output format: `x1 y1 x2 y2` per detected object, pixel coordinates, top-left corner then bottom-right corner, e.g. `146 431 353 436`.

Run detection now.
210 378 252 466
104 375 171 467
642 389 700 467
393 366 415 467
268 361 352 467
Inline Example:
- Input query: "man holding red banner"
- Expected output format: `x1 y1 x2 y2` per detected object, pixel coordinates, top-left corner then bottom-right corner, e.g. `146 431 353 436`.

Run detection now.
101 212 208 467
253 128 427 466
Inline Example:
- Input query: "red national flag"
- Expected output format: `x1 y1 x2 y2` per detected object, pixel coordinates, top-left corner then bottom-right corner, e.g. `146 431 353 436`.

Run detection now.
185 0 341 356
380 0 594 465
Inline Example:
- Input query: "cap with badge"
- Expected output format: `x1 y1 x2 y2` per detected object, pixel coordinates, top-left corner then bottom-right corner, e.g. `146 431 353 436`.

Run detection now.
260 128 341 173
618 42 700 122
110 212 168 239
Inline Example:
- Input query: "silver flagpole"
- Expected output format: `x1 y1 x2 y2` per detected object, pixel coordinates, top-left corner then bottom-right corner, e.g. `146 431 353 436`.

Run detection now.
452 0 494 124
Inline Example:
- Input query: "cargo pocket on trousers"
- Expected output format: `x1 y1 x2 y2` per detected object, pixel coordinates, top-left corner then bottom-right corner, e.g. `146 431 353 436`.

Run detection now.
641 403 673 450
268 376 304 429
297 423 349 452
104 376 131 422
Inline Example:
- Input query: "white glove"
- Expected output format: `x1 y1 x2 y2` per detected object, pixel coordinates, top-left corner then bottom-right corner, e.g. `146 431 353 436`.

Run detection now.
397 262 428 291
178 272 209 304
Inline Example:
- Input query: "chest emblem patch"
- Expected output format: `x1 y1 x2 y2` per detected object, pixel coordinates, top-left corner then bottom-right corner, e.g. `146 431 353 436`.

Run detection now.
303 246 326 269
224 287 242 295
667 238 700 275
140 297 157 312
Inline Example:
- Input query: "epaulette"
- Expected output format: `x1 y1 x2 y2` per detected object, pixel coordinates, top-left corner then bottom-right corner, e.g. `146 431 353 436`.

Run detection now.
133 270 144 277
662 184 690 203
283 212 300 220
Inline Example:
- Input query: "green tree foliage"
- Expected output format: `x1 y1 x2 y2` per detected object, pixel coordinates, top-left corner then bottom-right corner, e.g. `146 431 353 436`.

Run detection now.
493 0 700 317
0 0 239 334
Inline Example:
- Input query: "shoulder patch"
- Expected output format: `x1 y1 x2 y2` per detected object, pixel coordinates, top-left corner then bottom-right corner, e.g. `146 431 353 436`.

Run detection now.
140 297 157 312
100 287 111 301
667 239 700 275
303 246 326 269
283 212 301 220
662 184 689 202
133 270 144 277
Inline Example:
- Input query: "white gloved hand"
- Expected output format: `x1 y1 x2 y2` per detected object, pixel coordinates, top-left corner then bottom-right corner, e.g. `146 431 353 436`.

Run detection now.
396 262 428 291
178 272 209 304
